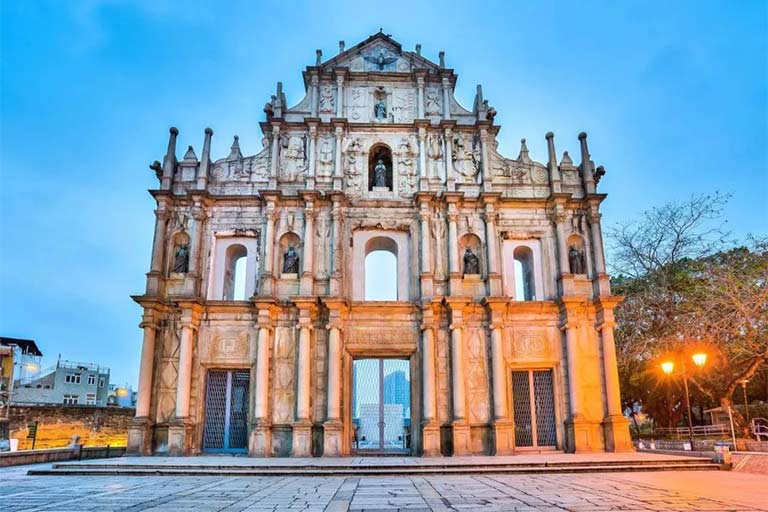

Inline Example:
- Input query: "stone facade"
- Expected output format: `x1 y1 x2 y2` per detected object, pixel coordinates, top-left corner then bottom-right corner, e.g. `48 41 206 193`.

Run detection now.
128 32 632 457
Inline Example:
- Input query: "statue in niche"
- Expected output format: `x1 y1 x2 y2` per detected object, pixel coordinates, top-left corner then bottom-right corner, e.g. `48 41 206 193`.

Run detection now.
374 98 387 120
569 246 586 275
425 89 441 116
373 159 388 188
463 248 480 275
173 244 189 274
283 246 300 274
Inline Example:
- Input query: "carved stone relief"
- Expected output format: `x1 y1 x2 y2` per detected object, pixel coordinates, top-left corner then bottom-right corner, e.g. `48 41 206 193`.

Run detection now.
319 85 335 113
391 89 415 123
279 135 308 182
425 88 441 116
347 87 369 122
317 136 335 178
465 329 490 423
452 133 480 183
272 327 296 424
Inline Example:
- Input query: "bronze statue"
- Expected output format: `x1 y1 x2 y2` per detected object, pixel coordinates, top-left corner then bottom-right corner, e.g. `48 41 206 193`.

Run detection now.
463 248 480 275
373 159 387 188
283 246 300 274
374 98 387 120
569 245 585 274
173 244 189 273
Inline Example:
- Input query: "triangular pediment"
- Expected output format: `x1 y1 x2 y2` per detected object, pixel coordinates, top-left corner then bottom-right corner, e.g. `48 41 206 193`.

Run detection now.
321 31 439 73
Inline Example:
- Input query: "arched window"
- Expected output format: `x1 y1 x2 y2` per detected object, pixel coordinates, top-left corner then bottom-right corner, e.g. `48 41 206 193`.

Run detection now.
364 236 398 301
223 244 248 300
368 144 393 191
513 246 535 301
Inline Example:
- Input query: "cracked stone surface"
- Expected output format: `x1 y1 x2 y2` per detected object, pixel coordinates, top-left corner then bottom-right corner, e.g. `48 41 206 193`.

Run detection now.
2 463 766 511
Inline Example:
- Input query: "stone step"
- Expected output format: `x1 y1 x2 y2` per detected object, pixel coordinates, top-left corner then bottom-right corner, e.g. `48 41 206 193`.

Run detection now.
48 457 712 471
29 461 721 477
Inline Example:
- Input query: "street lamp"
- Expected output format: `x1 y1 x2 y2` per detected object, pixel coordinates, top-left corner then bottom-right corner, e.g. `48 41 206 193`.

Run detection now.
660 351 708 449
738 379 750 423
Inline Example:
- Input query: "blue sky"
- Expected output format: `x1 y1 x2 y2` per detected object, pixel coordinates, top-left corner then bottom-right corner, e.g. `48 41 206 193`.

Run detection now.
1 1 766 387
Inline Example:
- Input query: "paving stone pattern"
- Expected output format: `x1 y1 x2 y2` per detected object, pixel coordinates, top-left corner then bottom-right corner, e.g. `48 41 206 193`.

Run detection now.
2 470 766 512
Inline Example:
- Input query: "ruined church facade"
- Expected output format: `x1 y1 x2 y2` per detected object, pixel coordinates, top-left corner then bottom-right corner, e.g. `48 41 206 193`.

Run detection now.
128 32 632 457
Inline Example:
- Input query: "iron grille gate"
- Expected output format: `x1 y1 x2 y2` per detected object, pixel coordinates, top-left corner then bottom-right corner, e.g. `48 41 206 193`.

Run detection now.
202 370 250 453
512 369 557 449
352 358 411 452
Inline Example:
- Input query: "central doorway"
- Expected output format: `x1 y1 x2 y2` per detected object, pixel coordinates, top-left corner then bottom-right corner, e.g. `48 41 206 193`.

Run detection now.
352 358 411 453
511 368 557 449
202 370 250 453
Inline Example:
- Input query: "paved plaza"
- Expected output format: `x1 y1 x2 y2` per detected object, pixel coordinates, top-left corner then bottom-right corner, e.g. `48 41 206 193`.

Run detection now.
2 462 767 512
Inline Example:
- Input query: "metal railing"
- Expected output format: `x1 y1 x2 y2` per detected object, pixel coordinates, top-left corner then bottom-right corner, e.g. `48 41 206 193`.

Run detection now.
751 418 768 441
653 424 729 439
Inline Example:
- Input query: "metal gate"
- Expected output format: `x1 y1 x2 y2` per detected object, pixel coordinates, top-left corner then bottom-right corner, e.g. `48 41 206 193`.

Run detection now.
352 358 411 453
512 369 557 449
202 370 250 453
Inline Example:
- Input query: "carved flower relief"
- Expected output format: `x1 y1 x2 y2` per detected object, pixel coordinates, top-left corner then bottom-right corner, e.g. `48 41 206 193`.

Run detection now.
425 88 441 116
531 164 549 184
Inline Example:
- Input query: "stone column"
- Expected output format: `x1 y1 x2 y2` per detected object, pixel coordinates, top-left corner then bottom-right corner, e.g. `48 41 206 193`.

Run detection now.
174 322 195 420
447 204 461 294
169 313 196 456
329 200 342 295
598 306 633 451
335 73 344 118
261 204 277 295
326 327 342 421
564 323 580 421
420 209 432 275
309 74 319 117
333 126 343 190
161 127 178 190
486 306 514 454
490 326 507 420
450 315 470 455
441 77 451 120
484 203 501 296
269 125 280 189
293 314 313 456
416 76 425 118
480 128 491 190
418 126 428 190
444 128 455 191
589 208 611 296
254 327 271 420
135 320 157 419
197 127 213 190
306 125 317 190
250 305 275 457
553 210 570 274
127 315 157 455
421 324 440 456
300 203 315 295
149 208 169 274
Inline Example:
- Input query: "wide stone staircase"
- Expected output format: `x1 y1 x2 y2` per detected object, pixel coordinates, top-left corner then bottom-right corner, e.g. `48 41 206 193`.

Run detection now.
27 453 723 476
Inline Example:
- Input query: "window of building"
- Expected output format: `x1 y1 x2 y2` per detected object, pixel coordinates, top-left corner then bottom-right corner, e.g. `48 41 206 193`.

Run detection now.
88 375 95 385
65 373 81 384
99 378 105 388
63 395 79 405
513 246 536 301
223 244 248 300
364 237 398 301
86 393 96 405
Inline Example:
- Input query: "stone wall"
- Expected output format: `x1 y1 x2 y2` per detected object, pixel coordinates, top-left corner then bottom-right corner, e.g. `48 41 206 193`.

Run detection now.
9 405 134 449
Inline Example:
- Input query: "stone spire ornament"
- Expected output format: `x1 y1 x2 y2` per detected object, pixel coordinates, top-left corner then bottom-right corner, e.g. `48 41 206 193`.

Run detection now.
315 49 322 65
182 145 198 163
227 135 243 160
516 139 531 164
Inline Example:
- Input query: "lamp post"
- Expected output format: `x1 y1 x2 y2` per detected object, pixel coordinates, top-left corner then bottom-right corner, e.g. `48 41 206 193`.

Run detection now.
738 379 750 423
661 352 707 449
